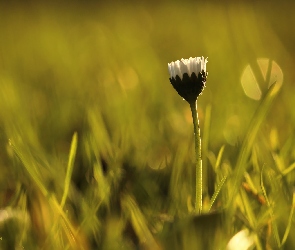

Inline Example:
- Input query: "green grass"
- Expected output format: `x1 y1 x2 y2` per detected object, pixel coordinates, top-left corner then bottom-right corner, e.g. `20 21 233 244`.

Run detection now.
1 1 295 249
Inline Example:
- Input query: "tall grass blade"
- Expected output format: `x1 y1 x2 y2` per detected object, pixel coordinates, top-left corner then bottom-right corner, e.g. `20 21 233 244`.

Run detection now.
227 81 282 207
260 165 281 248
121 193 160 250
60 132 78 208
214 145 225 171
281 162 295 177
239 189 263 250
208 174 227 211
244 172 258 195
280 192 295 247
9 139 84 249
9 139 48 197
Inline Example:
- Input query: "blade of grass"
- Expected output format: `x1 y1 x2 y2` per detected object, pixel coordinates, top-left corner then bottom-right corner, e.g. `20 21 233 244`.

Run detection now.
208 174 227 212
260 165 281 248
226 81 282 208
244 172 258 195
121 193 160 250
280 192 295 247
272 152 286 173
281 162 295 177
9 139 85 249
9 139 48 198
60 132 78 208
280 133 294 160
214 145 225 171
239 189 263 250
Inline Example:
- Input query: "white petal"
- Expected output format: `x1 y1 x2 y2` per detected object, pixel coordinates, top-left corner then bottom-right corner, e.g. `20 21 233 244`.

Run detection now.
200 56 205 72
180 59 189 76
168 63 173 78
174 60 182 78
204 57 208 72
192 58 198 75
197 57 205 73
171 62 176 78
188 57 195 76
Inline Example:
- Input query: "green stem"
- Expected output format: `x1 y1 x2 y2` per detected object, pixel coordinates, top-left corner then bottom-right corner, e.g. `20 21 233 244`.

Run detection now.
190 100 202 214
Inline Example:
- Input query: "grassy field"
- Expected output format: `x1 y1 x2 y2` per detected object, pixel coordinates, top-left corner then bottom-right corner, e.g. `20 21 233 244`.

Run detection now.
1 1 295 249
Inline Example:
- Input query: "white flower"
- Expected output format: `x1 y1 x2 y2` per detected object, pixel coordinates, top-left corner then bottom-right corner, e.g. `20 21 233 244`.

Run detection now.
167 57 208 103
168 57 207 79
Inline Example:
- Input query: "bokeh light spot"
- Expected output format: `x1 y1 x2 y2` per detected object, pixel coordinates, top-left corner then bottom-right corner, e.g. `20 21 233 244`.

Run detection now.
241 58 283 100
241 64 262 100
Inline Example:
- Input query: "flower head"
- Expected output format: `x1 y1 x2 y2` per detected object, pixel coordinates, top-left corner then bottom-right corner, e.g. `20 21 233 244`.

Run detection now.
168 57 208 103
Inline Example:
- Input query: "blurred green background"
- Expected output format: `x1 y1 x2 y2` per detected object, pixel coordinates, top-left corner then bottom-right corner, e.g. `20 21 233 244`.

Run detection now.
1 1 295 249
